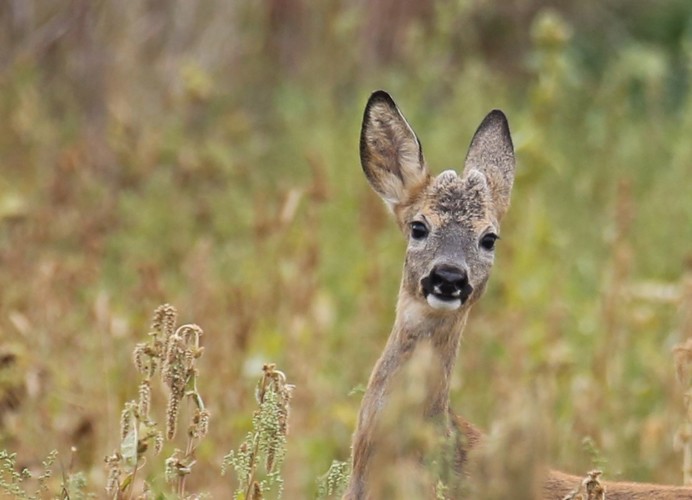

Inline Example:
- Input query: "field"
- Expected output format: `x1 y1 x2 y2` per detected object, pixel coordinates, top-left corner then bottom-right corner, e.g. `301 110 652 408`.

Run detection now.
1 1 692 497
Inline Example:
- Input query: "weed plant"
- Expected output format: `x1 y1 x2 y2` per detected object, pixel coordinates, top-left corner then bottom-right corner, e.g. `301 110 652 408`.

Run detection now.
222 364 293 499
0 450 57 499
105 304 211 498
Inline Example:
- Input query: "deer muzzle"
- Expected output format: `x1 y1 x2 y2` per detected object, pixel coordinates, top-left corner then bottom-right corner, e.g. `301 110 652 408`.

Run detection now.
421 264 473 311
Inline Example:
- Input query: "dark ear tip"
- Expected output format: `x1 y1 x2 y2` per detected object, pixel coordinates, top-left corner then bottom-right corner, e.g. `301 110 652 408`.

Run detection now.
484 109 509 127
478 109 513 145
366 90 396 110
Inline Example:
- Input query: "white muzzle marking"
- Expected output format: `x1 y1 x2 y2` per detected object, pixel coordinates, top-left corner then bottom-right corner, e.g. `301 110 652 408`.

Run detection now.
426 294 461 311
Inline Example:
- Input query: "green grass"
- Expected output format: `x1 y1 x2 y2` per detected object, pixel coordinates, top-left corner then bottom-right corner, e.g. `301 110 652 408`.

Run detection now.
1 1 692 496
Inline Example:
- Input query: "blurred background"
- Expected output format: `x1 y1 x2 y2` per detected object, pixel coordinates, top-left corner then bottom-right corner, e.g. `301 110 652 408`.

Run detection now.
1 0 692 496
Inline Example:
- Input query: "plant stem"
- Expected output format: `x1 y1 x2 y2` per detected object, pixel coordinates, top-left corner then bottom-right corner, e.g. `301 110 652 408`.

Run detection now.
243 370 270 500
127 459 138 500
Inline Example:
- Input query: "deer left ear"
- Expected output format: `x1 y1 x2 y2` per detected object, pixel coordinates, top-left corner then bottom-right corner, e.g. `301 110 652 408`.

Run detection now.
360 91 430 210
462 110 515 222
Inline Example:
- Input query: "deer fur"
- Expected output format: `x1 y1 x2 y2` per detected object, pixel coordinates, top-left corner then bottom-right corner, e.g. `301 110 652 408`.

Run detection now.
344 90 692 499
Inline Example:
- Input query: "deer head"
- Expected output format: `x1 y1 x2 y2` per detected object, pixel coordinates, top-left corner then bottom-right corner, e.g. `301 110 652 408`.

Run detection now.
360 90 516 315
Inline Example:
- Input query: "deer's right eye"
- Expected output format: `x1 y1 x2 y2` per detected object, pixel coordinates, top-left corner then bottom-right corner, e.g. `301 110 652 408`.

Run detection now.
480 233 499 251
410 221 429 240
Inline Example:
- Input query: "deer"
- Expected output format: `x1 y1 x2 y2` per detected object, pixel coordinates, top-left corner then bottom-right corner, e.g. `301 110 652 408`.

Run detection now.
344 90 692 499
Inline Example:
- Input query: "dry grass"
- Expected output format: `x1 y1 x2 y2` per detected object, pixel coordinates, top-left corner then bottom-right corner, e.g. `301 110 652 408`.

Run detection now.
1 1 692 497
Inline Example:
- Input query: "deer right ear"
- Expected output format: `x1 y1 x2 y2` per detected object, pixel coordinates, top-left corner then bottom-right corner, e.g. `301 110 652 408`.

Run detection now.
462 110 515 222
360 91 430 209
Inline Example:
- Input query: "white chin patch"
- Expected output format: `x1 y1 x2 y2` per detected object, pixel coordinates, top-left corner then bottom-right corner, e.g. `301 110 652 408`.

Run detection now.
426 294 462 311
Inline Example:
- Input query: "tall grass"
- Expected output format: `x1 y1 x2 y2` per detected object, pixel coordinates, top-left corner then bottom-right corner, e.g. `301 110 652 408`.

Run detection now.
1 0 691 496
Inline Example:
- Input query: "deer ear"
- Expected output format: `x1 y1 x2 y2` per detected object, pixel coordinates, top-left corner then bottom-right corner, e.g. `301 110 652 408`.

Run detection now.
360 91 430 209
462 110 515 221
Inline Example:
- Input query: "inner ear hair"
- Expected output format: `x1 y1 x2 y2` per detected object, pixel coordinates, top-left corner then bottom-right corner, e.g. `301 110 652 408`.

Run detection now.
360 91 430 208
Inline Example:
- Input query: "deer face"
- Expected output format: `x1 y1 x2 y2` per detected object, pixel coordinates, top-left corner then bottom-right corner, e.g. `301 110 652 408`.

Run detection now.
397 169 499 311
360 91 515 313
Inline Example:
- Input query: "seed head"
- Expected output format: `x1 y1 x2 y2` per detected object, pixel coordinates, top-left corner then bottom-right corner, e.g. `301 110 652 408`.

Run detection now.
189 408 211 439
162 335 187 400
120 402 135 440
166 395 180 440
154 431 164 455
133 343 147 374
152 304 178 339
138 380 152 419
104 452 122 496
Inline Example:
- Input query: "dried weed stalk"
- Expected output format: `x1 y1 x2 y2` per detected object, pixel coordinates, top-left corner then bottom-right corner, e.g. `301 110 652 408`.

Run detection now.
105 304 210 499
561 470 606 500
222 363 294 500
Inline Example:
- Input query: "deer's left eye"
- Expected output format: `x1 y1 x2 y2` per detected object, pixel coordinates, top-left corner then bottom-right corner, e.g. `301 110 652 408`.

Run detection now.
410 221 429 240
480 233 499 251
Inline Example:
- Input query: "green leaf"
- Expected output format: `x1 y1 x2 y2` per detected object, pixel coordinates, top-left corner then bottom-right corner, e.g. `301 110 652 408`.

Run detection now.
119 472 133 492
121 427 139 467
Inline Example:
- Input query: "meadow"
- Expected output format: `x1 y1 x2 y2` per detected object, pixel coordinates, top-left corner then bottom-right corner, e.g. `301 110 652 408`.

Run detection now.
1 0 692 497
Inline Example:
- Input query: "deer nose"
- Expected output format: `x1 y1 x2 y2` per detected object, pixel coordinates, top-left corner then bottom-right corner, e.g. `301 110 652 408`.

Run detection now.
425 265 472 299
430 265 468 294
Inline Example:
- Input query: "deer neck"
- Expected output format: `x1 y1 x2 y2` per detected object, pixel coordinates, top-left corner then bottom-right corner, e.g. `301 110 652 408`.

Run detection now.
346 291 470 498
360 291 469 430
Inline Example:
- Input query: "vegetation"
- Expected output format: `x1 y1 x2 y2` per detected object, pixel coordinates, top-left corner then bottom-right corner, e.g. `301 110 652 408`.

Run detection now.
222 363 293 500
1 0 692 496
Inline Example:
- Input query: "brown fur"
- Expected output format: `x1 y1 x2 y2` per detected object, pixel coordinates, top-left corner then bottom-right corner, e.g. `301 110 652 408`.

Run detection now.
344 90 692 499
452 416 692 499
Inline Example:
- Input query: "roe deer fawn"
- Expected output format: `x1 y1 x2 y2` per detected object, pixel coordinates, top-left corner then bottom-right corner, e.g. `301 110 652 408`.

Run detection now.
344 90 692 499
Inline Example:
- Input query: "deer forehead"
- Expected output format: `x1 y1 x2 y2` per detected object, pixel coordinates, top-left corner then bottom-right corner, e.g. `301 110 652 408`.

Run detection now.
418 171 493 231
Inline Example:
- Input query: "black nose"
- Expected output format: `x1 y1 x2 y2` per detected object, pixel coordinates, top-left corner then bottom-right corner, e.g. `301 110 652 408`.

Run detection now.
430 265 468 294
425 265 472 298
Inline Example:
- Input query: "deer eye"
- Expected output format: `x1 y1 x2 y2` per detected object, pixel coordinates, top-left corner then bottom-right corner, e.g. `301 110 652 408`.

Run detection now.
480 233 499 251
410 221 429 240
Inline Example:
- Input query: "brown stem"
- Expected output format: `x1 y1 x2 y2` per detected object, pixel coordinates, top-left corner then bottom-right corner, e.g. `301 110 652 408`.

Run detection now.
126 459 138 500
175 326 207 498
244 370 271 499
